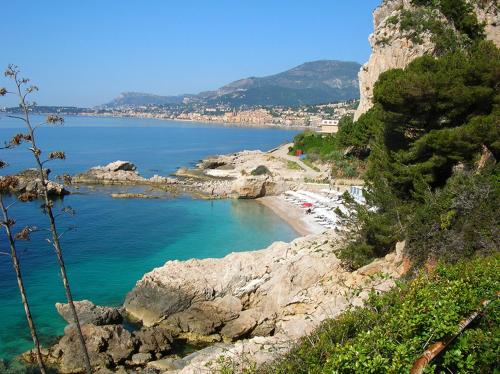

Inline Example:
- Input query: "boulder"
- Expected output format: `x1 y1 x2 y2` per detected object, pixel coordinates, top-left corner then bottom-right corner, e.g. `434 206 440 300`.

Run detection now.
46 180 69 196
231 175 267 198
34 323 176 373
103 161 136 172
56 300 123 326
51 324 134 373
131 352 152 365
231 175 287 199
9 169 69 197
220 309 258 340
72 161 145 185
133 326 172 354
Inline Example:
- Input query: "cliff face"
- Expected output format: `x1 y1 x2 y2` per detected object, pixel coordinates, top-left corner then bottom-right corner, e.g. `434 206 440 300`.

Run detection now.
476 1 500 46
354 0 500 121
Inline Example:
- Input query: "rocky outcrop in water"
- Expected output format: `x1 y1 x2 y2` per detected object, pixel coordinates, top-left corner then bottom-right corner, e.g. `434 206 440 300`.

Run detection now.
24 323 173 373
110 193 160 199
56 300 123 327
54 324 135 373
354 0 500 120
31 228 404 372
72 161 177 186
175 149 311 199
5 169 69 197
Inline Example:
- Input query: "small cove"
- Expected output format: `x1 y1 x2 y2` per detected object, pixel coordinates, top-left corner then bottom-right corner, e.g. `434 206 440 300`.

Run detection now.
0 115 300 361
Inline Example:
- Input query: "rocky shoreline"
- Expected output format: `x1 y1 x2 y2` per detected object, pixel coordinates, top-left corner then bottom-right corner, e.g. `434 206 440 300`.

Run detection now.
11 147 374 373
22 232 404 373
4 143 332 202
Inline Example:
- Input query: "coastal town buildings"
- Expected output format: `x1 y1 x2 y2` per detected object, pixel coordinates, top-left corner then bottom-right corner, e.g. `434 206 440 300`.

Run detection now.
1 100 358 129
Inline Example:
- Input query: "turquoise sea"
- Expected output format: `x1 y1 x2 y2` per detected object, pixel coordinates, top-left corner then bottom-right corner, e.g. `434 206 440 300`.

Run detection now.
0 115 300 361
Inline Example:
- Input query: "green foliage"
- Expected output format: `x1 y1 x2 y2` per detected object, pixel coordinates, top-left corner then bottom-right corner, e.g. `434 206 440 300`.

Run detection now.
337 184 407 270
406 165 500 267
286 160 303 171
398 8 464 53
289 128 365 177
411 0 485 41
372 41 499 199
389 0 485 54
289 131 338 158
337 107 382 153
337 242 378 271
337 41 499 269
264 255 500 373
250 165 271 176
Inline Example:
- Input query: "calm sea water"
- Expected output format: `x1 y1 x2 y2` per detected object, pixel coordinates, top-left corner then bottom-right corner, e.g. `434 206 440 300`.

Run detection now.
0 115 299 361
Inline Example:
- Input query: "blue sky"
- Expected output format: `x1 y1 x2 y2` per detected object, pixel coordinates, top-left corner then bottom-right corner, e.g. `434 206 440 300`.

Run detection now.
0 0 381 107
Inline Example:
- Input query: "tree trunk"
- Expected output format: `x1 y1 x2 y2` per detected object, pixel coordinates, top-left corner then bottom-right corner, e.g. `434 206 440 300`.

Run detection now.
0 197 46 374
47 207 93 374
32 150 93 374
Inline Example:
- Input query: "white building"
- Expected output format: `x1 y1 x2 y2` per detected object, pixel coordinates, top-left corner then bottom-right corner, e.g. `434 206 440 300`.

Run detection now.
319 119 339 134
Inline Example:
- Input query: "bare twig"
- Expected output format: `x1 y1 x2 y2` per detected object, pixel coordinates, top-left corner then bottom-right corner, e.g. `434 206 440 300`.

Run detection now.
0 195 46 373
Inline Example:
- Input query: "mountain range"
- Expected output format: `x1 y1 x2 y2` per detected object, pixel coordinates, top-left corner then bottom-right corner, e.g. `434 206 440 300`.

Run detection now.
104 60 361 108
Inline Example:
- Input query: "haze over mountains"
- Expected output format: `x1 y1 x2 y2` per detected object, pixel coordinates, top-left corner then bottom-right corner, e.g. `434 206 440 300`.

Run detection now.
104 60 361 108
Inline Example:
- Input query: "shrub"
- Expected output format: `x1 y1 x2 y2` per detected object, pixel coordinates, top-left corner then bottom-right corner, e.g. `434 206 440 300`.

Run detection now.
289 131 337 158
286 161 303 171
263 255 500 373
406 166 500 267
337 242 377 271
411 0 485 41
250 165 271 176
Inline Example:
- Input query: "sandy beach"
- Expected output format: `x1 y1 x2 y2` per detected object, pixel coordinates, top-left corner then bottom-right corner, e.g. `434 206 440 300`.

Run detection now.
257 195 325 236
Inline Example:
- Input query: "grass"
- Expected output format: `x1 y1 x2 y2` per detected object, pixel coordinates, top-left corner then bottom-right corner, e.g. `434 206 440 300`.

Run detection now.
286 160 304 171
302 158 320 172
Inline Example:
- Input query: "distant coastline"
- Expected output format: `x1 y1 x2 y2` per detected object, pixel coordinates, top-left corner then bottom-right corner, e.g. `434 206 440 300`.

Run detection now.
1 110 314 130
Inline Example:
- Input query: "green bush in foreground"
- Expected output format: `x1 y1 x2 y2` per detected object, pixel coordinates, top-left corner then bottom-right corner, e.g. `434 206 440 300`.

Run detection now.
263 255 499 373
250 165 271 176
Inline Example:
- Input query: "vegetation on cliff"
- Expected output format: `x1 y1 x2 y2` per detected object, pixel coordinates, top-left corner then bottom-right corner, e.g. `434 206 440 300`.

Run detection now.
383 0 486 54
264 255 499 373
262 20 499 371
341 40 499 269
288 120 365 178
288 41 499 270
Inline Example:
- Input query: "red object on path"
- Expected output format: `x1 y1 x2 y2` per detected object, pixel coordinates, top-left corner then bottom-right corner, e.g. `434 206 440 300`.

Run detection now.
302 202 313 207
295 149 303 156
